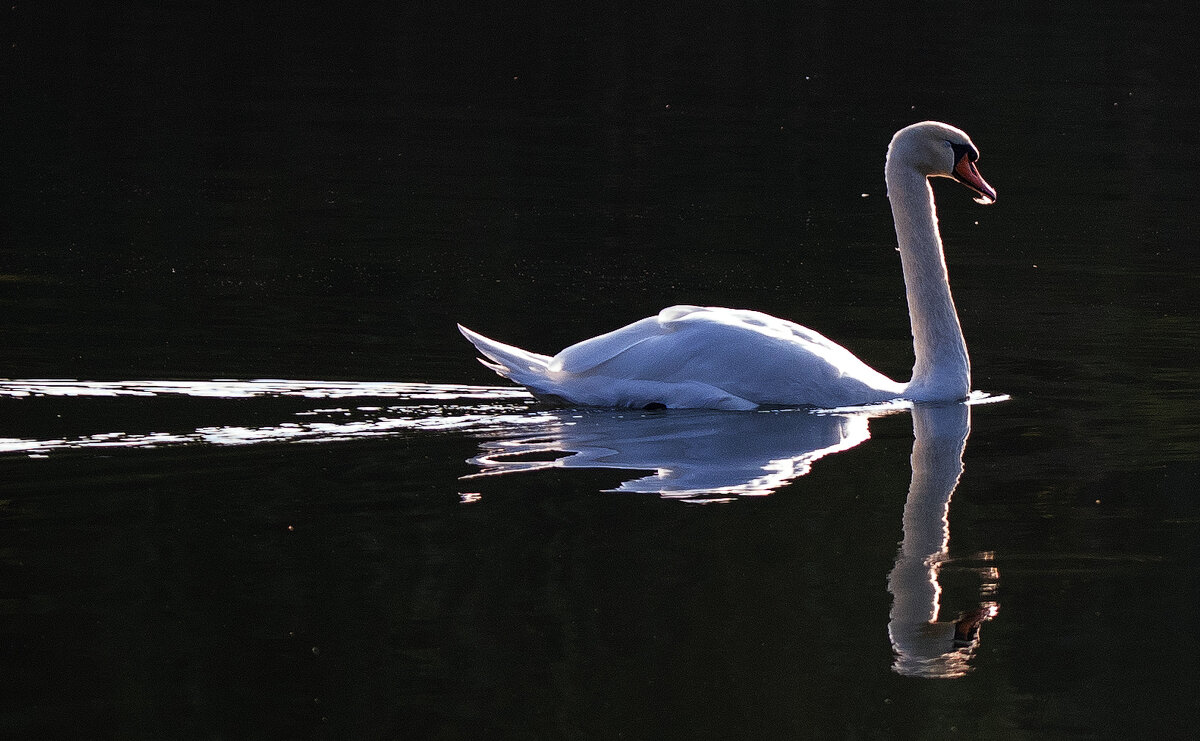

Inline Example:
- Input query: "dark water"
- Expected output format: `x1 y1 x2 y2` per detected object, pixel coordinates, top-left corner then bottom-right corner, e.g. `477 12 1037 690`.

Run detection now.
4 3 1200 739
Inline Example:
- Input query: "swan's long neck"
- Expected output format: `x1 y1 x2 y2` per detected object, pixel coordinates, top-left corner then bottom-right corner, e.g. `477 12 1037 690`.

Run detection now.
886 164 970 400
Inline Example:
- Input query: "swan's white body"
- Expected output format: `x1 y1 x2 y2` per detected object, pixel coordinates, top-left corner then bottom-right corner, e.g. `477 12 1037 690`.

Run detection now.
459 121 996 410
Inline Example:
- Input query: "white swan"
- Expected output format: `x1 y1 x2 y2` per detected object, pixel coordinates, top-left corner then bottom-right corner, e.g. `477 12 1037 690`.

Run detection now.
458 121 997 410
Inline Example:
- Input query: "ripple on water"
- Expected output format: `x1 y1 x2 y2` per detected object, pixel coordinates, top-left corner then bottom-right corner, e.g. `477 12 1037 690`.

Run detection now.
0 379 545 455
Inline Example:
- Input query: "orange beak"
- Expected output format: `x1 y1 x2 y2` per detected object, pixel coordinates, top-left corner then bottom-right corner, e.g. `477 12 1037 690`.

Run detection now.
953 153 997 205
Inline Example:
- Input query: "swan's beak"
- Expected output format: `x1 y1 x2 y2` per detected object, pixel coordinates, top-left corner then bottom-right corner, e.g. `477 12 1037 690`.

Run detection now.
953 153 997 205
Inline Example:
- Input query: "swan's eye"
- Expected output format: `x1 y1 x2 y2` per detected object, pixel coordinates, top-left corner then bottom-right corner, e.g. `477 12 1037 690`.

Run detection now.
949 142 978 163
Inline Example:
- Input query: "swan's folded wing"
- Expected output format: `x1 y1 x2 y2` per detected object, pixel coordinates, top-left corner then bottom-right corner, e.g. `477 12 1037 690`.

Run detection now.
654 306 904 404
548 313 686 374
550 304 855 378
660 305 844 353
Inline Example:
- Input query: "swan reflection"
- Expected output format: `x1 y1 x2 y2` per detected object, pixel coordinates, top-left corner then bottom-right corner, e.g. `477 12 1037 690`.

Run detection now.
887 402 999 678
467 407 874 502
465 399 1000 677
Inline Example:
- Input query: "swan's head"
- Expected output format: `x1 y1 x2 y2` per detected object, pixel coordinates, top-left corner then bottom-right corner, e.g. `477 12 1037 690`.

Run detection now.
888 121 997 205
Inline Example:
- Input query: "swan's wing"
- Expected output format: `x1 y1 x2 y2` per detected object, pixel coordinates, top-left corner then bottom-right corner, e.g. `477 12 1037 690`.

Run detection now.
656 306 887 381
551 306 901 407
551 305 860 376
551 305 805 374
548 310 700 374
657 305 852 355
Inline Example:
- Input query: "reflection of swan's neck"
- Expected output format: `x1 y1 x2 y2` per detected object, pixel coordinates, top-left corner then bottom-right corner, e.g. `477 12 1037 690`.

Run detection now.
887 403 974 678
902 403 969 560
887 165 970 400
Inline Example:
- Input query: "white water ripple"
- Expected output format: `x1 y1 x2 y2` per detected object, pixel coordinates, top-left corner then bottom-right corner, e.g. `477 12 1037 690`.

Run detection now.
0 378 535 400
0 379 546 455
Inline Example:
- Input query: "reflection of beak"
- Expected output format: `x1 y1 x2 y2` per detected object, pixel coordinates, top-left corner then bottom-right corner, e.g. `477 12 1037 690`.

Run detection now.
953 153 997 205
952 604 998 647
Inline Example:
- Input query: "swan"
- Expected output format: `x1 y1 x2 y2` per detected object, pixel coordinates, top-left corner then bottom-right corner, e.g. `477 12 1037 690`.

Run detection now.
458 121 997 410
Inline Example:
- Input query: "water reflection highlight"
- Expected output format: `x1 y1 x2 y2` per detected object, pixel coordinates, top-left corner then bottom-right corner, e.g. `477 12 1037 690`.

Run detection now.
0 379 534 400
0 379 542 454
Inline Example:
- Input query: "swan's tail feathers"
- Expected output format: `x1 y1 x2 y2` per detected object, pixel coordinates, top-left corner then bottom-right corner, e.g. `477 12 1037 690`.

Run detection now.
457 324 555 388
